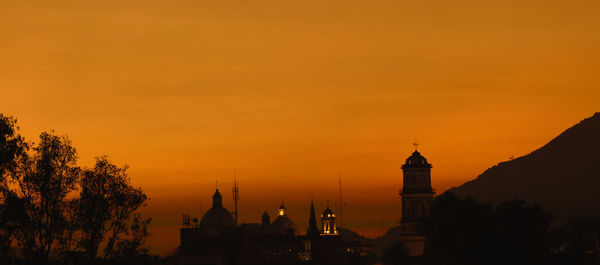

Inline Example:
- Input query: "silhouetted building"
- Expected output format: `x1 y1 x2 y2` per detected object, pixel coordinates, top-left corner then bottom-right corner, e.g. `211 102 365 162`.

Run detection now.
178 189 370 265
306 201 320 239
320 202 338 236
399 148 435 256
261 211 270 225
200 189 235 235
179 189 238 265
270 203 298 236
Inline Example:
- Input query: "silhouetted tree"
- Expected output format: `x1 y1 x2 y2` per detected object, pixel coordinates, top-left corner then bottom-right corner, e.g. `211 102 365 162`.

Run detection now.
102 164 147 259
0 114 27 183
424 192 553 265
0 114 151 264
79 156 124 261
382 240 409 265
57 197 80 260
494 200 552 264
12 132 81 263
424 192 494 265
551 215 600 265
79 156 149 262
111 213 152 263
0 114 27 261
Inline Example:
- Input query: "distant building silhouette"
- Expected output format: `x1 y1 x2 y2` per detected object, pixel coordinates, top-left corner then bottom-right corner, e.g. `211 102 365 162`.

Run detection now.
200 189 235 234
270 203 298 236
320 201 338 236
399 149 435 256
261 211 270 225
178 187 369 265
306 201 319 239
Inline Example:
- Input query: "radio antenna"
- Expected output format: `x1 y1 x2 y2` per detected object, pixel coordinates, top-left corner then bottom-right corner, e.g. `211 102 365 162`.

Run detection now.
339 170 343 228
232 169 239 226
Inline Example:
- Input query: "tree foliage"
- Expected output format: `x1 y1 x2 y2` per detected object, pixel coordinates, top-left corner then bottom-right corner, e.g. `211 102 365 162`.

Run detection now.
14 132 80 262
423 192 600 265
551 215 600 265
0 114 150 264
0 114 28 261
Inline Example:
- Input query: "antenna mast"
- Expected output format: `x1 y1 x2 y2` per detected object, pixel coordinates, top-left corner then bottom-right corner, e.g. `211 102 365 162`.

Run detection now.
232 169 239 226
339 171 343 229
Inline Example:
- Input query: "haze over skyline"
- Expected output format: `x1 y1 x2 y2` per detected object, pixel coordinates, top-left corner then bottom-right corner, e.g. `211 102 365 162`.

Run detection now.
2 0 599 255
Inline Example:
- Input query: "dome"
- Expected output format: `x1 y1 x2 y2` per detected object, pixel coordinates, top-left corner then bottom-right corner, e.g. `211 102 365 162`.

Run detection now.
200 207 235 228
402 151 432 169
200 189 235 228
321 207 335 219
271 215 298 235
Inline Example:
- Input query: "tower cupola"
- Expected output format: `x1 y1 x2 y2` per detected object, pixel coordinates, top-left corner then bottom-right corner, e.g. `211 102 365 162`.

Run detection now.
320 201 338 235
398 146 436 256
278 203 287 216
401 151 434 194
402 151 432 169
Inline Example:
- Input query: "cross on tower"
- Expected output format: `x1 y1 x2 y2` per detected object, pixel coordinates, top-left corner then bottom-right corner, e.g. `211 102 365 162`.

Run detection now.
413 141 419 151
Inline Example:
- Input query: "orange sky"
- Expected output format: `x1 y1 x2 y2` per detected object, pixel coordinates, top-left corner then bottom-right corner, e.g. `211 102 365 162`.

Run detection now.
1 0 599 255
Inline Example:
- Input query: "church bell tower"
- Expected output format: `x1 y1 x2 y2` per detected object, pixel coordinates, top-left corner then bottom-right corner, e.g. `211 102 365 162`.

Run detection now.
399 144 435 255
320 201 338 236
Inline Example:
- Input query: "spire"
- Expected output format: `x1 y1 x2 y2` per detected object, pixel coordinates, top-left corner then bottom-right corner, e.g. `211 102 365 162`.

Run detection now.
261 211 270 225
212 189 223 208
339 173 343 229
307 201 319 238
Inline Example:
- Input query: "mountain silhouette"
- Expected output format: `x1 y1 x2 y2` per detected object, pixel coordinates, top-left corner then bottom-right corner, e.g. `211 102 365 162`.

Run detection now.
449 112 600 219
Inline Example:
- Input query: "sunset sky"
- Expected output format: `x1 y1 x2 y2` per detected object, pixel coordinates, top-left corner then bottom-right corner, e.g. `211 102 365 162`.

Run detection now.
1 0 599 255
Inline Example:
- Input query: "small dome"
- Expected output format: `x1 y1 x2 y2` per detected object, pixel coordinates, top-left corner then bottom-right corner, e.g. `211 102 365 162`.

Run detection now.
402 151 432 169
277 203 288 217
271 215 298 235
322 208 334 218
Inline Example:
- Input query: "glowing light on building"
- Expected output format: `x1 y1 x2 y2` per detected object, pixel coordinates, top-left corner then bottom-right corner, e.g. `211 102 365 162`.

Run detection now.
320 205 339 236
278 203 287 216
